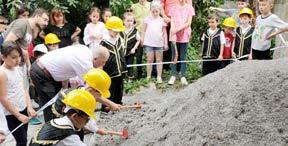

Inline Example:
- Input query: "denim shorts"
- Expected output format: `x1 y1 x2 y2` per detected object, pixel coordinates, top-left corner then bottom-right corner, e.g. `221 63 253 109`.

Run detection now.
144 45 163 53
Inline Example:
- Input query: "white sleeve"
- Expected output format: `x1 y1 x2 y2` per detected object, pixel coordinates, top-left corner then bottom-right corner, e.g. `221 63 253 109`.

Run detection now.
0 106 8 135
271 15 288 29
136 31 141 40
84 119 99 133
83 25 91 45
220 31 226 45
56 135 86 146
201 34 205 41
71 50 93 82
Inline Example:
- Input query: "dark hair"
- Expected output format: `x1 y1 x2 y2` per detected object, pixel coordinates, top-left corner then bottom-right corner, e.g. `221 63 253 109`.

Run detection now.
50 8 67 25
16 6 30 18
237 0 247 2
66 108 88 118
87 7 101 22
1 41 22 57
207 14 219 22
101 8 112 21
31 8 49 18
123 12 134 20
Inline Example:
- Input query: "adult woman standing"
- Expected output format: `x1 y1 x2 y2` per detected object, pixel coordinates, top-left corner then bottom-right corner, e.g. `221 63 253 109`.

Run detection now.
40 8 81 48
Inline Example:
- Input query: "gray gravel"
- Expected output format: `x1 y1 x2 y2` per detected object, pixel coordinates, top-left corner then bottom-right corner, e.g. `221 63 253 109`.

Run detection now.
90 59 288 146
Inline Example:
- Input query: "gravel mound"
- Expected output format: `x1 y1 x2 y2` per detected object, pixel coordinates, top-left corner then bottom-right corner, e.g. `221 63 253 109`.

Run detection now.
92 59 288 146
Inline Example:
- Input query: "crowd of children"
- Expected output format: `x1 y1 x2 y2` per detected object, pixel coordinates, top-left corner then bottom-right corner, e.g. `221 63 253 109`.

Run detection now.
0 0 288 145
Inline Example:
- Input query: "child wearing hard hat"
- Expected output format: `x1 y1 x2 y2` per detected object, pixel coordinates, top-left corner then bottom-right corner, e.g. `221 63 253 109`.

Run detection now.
210 0 248 26
100 16 127 113
44 33 61 51
221 17 236 68
233 8 254 59
30 89 98 146
51 68 121 141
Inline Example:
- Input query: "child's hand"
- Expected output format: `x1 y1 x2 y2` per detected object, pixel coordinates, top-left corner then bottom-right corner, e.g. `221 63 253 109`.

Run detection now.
173 54 178 64
0 133 5 144
140 39 144 47
232 52 237 59
130 48 136 54
110 103 121 111
218 55 223 60
163 17 171 23
27 107 37 118
209 7 216 11
17 114 29 124
266 33 276 40
95 34 103 40
164 44 169 51
248 53 253 60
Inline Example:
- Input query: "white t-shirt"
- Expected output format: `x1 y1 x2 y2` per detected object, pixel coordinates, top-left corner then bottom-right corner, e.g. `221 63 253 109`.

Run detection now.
252 14 288 51
83 22 108 49
143 16 167 47
39 44 93 82
0 66 26 115
201 28 226 45
0 105 8 135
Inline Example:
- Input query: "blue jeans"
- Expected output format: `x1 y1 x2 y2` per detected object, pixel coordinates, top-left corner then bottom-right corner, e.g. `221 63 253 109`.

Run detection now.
170 42 188 77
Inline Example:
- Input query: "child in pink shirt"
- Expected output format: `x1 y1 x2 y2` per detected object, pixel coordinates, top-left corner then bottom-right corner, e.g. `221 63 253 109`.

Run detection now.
142 1 168 83
83 7 107 49
161 0 192 23
167 0 195 86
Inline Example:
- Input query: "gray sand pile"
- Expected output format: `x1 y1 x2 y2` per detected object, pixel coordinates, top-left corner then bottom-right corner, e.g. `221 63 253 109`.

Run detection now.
92 59 288 146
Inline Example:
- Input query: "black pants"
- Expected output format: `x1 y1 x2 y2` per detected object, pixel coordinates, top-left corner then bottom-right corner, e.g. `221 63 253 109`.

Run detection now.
163 24 171 70
252 49 271 60
202 59 221 76
6 109 28 146
135 46 144 79
221 60 231 69
125 54 135 78
30 62 62 122
102 76 124 112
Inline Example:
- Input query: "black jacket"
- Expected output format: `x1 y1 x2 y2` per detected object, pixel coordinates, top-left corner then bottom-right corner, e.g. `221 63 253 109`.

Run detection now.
234 27 254 57
120 27 139 56
202 28 222 59
100 39 127 78
29 120 76 146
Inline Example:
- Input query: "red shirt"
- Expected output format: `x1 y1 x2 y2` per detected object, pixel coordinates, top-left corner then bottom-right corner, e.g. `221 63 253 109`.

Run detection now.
27 42 34 58
223 32 234 59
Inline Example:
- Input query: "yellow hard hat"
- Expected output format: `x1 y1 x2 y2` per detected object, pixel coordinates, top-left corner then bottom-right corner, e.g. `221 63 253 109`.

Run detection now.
62 89 96 120
44 33 61 45
105 16 125 32
223 17 236 28
83 68 111 98
239 8 253 17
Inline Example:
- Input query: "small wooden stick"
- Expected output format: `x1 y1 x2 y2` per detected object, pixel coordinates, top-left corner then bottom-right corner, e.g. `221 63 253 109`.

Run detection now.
106 128 129 139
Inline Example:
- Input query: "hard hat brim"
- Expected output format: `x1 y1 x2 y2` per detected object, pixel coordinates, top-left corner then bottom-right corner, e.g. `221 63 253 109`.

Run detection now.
100 90 111 98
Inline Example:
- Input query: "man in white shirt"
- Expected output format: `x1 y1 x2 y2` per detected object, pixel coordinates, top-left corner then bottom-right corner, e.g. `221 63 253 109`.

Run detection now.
30 44 119 122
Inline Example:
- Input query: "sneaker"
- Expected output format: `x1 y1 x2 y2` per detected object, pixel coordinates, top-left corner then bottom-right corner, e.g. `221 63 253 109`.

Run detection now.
157 76 163 83
168 76 176 85
29 117 42 125
181 77 188 86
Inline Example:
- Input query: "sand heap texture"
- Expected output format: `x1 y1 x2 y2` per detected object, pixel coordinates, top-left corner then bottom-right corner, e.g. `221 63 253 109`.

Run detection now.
92 59 288 146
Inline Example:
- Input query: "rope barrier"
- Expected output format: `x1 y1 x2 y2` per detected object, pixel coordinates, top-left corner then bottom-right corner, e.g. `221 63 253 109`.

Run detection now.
7 90 65 137
127 45 288 68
